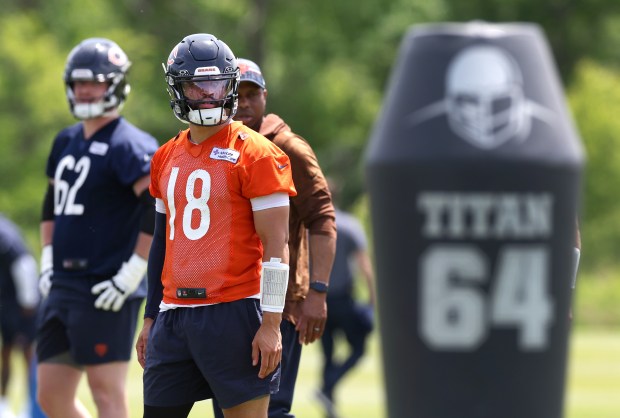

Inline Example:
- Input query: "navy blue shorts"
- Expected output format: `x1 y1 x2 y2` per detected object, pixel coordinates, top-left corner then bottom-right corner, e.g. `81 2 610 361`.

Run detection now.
143 299 280 409
36 297 142 365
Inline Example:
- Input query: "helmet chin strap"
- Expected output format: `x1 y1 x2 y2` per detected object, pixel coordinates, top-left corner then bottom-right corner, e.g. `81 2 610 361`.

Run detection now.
67 79 128 120
73 102 106 120
71 92 124 120
187 107 231 126
72 102 120 120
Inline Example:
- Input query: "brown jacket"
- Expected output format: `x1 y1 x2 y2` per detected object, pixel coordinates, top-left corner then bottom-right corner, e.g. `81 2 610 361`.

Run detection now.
258 114 337 323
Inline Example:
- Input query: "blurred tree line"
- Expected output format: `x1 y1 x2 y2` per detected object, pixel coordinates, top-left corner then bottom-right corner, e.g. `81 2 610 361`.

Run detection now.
1 0 620 273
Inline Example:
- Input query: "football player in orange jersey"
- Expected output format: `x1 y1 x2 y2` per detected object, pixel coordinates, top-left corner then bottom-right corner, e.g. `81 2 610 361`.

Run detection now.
213 58 337 418
136 34 296 418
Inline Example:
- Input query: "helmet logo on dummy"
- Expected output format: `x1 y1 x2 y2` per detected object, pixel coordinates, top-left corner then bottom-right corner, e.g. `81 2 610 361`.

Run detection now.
409 45 556 149
108 45 128 67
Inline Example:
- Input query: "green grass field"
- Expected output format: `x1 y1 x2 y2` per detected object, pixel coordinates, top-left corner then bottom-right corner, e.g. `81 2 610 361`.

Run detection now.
5 328 618 417
566 329 620 418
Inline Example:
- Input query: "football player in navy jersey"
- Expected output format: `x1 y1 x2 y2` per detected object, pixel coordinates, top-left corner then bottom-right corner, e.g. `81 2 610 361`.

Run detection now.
0 214 40 418
36 38 159 418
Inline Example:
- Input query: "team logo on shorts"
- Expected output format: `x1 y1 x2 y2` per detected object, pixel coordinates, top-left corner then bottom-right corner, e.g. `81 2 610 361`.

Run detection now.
94 343 108 357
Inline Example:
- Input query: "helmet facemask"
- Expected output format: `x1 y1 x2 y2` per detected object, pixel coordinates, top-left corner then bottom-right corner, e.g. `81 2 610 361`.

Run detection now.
167 71 239 126
66 72 130 120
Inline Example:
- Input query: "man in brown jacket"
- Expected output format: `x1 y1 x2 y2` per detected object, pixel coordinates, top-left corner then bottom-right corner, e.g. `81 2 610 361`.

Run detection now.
213 58 337 418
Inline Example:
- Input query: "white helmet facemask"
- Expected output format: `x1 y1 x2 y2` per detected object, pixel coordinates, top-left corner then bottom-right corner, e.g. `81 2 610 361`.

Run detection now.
67 73 130 120
186 106 231 126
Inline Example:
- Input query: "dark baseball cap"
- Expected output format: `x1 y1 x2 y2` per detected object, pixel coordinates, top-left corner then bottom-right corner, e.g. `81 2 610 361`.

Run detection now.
238 58 266 89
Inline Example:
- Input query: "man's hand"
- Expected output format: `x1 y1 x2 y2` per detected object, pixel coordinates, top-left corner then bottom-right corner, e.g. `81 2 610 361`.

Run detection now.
39 245 53 298
91 254 147 311
296 290 327 345
136 317 154 369
252 312 282 379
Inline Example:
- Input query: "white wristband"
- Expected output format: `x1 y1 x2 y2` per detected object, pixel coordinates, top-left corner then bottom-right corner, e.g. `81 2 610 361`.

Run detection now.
260 258 289 313
41 245 53 273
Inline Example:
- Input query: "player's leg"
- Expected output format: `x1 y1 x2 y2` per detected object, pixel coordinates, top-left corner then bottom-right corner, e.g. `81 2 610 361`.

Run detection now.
0 345 13 418
319 315 336 400
222 395 270 418
28 354 47 418
319 297 350 403
68 298 142 418
193 301 278 417
37 305 90 418
0 305 16 418
16 335 34 418
143 309 210 416
37 362 90 418
17 308 37 418
325 298 368 395
85 361 130 418
215 392 274 418
213 307 290 418
333 321 367 382
0 343 12 405
18 339 34 386
316 312 340 418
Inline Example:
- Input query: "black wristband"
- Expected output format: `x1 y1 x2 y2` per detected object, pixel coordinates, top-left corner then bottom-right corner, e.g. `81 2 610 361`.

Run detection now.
42 183 54 221
309 281 329 293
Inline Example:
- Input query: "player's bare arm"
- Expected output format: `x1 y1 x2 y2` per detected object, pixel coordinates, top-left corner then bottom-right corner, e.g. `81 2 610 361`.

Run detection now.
252 205 289 378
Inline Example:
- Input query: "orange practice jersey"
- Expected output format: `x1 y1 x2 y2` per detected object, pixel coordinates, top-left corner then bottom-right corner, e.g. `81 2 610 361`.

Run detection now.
149 122 296 305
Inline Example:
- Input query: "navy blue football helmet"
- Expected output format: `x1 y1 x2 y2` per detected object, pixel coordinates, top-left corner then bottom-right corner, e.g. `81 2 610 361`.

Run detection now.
164 33 239 126
64 38 131 120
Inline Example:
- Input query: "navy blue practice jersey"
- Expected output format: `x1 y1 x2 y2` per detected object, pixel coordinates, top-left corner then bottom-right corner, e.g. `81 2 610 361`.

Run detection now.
46 117 158 280
0 214 32 303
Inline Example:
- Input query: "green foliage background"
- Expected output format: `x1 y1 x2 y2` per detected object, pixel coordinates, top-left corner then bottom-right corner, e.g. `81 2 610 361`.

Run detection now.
1 0 620 325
